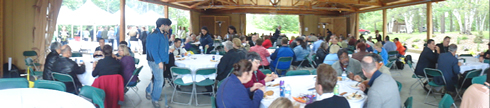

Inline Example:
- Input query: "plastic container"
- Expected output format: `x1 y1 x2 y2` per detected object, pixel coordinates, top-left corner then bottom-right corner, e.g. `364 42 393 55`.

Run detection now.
280 80 285 97
334 84 339 95
285 84 291 98
342 71 347 81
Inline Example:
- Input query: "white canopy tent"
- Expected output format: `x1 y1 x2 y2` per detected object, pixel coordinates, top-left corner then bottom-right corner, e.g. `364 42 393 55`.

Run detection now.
56 6 74 25
141 11 164 26
72 0 113 25
112 6 141 25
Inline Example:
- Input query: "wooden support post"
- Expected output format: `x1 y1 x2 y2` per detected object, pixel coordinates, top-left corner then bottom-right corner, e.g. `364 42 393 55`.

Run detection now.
382 9 387 39
426 2 432 40
164 5 169 18
0 0 3 77
119 0 126 42
354 13 360 38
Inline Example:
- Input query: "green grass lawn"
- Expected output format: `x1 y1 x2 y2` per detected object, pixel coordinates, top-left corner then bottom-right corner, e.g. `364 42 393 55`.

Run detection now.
373 31 490 41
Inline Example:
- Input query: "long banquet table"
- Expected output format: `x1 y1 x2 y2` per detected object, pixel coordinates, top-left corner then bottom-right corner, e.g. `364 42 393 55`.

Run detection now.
459 57 489 74
174 54 221 83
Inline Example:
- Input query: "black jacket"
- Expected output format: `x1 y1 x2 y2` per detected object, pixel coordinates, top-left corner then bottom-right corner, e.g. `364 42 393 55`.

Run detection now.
272 28 280 42
315 48 328 65
52 57 85 92
436 43 449 54
140 31 148 43
305 95 350 108
43 51 60 80
92 56 123 77
415 47 438 76
249 41 255 47
216 49 246 81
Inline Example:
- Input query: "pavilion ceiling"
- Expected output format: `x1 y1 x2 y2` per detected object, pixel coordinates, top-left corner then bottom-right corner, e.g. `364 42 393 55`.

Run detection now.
139 0 444 15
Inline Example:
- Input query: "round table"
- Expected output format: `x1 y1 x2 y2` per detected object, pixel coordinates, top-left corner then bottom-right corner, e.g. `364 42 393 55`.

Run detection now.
72 57 96 86
174 54 221 83
459 57 489 74
260 75 366 108
0 88 95 108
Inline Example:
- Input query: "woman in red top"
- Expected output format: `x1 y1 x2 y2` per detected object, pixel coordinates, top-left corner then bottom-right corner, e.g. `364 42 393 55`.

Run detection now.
262 36 273 49
249 38 271 68
243 52 278 88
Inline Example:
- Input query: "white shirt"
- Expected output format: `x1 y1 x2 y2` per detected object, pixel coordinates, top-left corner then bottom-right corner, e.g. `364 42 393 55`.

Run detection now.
316 93 334 101
170 45 187 56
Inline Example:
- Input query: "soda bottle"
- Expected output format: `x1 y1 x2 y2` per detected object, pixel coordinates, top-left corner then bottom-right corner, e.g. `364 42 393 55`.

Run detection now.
280 80 285 97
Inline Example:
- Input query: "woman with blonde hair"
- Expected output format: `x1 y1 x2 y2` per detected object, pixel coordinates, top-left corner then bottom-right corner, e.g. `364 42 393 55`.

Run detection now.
269 97 294 108
118 44 137 85
232 38 244 50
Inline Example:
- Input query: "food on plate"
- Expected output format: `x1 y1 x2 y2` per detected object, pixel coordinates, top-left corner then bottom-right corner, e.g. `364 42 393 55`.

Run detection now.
267 83 280 87
175 55 181 58
293 94 316 104
210 60 218 62
340 92 347 96
346 93 363 100
177 58 186 60
337 77 342 81
266 74 271 77
265 90 274 96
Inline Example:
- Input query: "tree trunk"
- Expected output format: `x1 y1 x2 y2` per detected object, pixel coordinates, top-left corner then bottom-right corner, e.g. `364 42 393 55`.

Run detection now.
464 8 476 35
441 14 445 33
453 9 464 34
403 11 414 34
479 13 487 31
388 18 394 33
450 11 454 32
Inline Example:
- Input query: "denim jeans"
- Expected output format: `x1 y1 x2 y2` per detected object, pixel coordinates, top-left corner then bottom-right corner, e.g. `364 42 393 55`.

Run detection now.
146 61 165 101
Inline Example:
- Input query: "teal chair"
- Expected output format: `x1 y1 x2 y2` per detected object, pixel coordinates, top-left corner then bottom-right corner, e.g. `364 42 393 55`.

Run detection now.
423 68 446 106
260 69 273 75
23 51 41 71
456 69 482 99
211 96 216 108
285 70 311 76
52 72 78 94
28 66 43 80
310 69 317 75
404 97 413 108
0 78 28 90
194 68 217 106
71 52 83 57
79 86 105 108
170 67 194 105
459 54 473 57
275 57 293 76
484 59 490 63
472 75 487 85
438 94 456 108
408 61 426 95
298 54 316 68
34 80 66 91
396 80 402 92
268 47 277 49
125 66 143 107
134 58 140 65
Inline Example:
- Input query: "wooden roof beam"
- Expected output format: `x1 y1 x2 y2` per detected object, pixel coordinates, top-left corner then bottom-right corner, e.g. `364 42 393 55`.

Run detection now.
196 5 354 11
190 0 210 8
216 0 237 5
315 0 381 6
139 0 193 10
162 0 204 3
203 9 341 15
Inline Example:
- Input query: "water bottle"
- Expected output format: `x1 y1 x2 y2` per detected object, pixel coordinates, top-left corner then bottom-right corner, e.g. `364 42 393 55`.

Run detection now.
333 84 339 95
285 84 291 98
279 80 285 97
212 56 215 60
216 50 219 55
341 71 347 81
199 46 203 55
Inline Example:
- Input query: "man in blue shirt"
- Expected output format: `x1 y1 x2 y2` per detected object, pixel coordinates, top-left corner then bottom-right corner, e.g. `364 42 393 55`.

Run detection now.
436 44 461 92
145 18 172 108
270 38 295 75
382 36 397 52
312 36 324 53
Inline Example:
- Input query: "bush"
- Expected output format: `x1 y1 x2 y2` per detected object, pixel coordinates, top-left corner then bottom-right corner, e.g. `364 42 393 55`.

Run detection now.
423 39 427 42
477 44 481 52
412 44 417 48
413 39 421 42
474 34 484 43
432 34 437 38
462 36 469 40
457 36 461 44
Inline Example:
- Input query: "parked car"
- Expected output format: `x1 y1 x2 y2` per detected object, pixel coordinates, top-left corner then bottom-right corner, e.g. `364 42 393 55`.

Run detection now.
359 29 370 35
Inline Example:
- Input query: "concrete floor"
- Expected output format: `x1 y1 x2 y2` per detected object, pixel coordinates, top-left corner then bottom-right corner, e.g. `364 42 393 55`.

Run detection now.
120 52 460 108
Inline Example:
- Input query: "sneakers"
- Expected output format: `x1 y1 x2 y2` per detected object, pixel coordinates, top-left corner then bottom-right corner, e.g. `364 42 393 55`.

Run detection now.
152 101 161 108
146 91 151 100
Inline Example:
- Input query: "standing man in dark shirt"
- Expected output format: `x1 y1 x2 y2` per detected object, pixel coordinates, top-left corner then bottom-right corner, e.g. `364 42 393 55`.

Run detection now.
271 25 281 44
436 36 451 54
140 27 149 54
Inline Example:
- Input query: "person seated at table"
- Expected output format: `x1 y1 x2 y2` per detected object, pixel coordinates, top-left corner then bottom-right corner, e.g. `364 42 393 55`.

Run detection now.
94 38 105 58
436 36 451 54
200 26 214 54
249 38 271 69
171 38 187 56
216 39 247 81
460 82 489 108
43 42 62 80
92 45 123 77
315 41 328 66
216 60 265 108
270 38 296 74
52 45 86 93
332 48 365 80
240 36 251 51
243 52 278 88
479 43 490 62
373 42 389 65
270 97 295 108
358 53 401 108
118 44 137 85
352 42 369 62
306 64 350 108
394 38 406 56
415 39 439 76
323 45 340 65
262 35 273 49
435 44 461 92
382 36 397 52
292 38 311 68
352 54 391 86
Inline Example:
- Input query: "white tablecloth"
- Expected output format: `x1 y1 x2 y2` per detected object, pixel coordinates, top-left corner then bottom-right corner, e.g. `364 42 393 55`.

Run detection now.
174 54 221 83
0 88 95 108
260 75 366 108
72 57 95 86
459 57 489 74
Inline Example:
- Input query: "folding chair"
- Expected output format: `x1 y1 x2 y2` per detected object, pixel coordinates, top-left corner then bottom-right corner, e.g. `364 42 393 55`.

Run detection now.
125 66 143 107
438 94 457 108
285 70 311 76
0 78 28 90
404 97 413 108
408 61 426 95
456 69 482 100
423 68 446 106
275 57 293 76
79 86 106 108
386 60 402 76
170 67 194 105
34 80 66 91
388 51 400 69
298 54 317 69
194 68 217 106
310 69 317 75
396 80 402 92
52 72 78 94
472 75 487 85
23 51 41 71
71 52 83 57
259 69 273 75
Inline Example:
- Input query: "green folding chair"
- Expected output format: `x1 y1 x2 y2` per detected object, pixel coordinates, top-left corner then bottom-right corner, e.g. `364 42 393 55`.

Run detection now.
0 78 28 90
170 67 194 105
396 80 402 92
260 69 273 75
310 69 317 75
275 57 293 76
211 96 216 108
408 61 427 95
79 86 105 108
71 52 83 57
125 66 143 107
404 97 413 108
51 72 78 94
194 68 217 106
285 70 311 76
459 54 473 57
268 47 277 49
28 66 43 80
134 58 140 65
34 80 66 91
456 69 482 100
438 94 456 108
423 68 446 106
23 51 41 71
386 60 402 76
472 75 487 85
